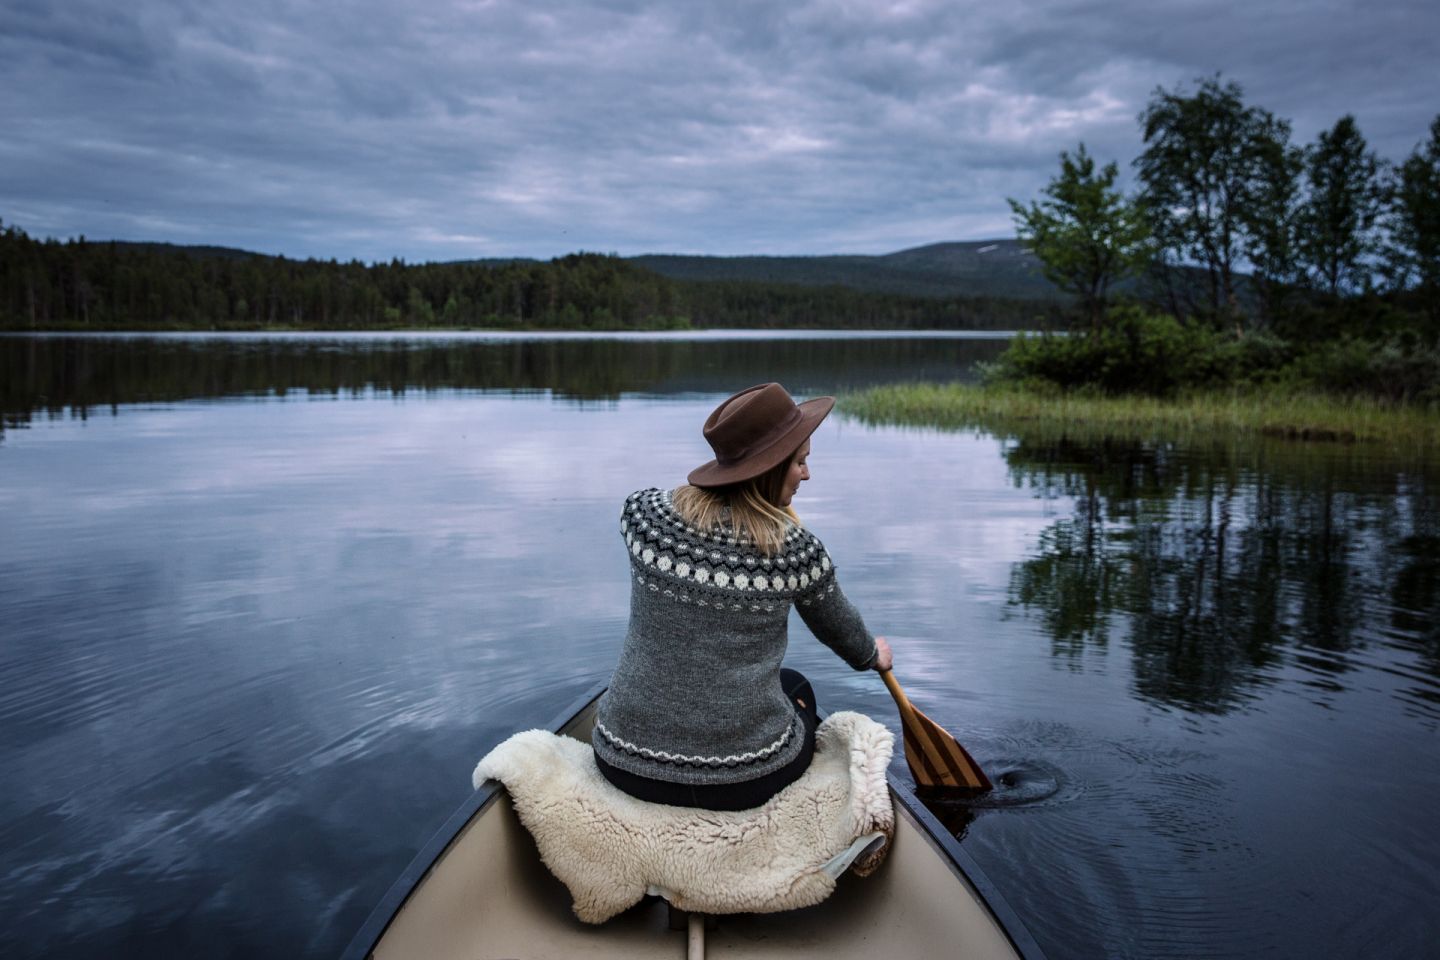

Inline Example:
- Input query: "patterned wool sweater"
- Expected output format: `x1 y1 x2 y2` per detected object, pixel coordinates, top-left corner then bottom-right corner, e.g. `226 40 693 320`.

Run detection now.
593 488 878 786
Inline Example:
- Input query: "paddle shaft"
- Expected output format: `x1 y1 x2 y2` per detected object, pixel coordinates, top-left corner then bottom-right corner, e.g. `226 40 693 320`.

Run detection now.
879 669 919 726
879 668 993 792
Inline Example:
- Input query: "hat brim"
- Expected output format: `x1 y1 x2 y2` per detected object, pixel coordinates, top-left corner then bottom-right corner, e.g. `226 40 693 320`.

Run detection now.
686 395 835 488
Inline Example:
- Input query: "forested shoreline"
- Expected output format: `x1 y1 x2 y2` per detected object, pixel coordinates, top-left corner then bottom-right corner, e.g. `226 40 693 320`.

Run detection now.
0 225 1058 332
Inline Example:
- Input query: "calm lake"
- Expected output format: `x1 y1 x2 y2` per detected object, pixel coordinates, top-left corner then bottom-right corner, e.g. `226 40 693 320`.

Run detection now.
2 332 1437 959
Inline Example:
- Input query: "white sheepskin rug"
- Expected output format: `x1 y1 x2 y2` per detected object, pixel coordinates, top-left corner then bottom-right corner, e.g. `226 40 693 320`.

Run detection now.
471 711 895 923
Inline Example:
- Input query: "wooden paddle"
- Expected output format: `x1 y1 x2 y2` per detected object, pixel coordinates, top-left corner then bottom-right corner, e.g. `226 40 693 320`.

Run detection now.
880 669 992 792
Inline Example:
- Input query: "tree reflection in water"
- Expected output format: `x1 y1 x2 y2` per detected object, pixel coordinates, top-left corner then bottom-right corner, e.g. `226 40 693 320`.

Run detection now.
0 333 1009 437
1002 429 1440 717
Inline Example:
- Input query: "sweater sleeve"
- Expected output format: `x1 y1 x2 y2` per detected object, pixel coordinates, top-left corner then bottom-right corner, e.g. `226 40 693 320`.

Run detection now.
794 543 877 670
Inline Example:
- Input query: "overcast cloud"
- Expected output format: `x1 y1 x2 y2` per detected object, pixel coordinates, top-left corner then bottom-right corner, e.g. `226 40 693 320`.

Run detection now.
2 0 1436 260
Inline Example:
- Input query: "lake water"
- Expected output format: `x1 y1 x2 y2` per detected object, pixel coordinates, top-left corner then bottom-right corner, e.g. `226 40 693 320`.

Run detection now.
2 333 1437 959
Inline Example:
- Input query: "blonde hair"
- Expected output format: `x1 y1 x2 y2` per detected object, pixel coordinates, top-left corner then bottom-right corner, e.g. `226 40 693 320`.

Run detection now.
672 456 800 556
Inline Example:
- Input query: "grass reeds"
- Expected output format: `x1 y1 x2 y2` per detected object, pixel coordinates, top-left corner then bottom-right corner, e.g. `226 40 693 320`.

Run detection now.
839 382 1440 452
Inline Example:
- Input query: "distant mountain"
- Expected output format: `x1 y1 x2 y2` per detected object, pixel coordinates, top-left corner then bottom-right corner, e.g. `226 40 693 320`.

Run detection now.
630 239 1060 300
7 229 1070 331
101 237 1064 301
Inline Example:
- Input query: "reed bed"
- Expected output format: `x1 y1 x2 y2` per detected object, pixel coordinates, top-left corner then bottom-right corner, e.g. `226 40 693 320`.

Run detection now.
839 382 1440 451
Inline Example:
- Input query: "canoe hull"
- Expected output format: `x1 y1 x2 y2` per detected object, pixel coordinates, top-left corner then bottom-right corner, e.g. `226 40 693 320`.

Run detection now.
344 683 1044 960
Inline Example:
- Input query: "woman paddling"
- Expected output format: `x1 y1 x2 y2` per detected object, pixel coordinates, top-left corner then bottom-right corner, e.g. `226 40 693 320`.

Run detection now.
593 382 893 810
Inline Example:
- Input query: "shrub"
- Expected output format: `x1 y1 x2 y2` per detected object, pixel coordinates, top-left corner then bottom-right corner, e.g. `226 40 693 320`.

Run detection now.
1230 331 1296 382
988 306 1251 396
1299 334 1440 402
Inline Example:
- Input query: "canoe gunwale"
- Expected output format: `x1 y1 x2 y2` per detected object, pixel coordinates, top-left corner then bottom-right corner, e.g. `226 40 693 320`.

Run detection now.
339 680 608 960
341 680 1046 960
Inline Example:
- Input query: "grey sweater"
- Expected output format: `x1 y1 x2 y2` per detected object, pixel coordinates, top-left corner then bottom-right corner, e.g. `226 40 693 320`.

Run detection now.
593 488 877 786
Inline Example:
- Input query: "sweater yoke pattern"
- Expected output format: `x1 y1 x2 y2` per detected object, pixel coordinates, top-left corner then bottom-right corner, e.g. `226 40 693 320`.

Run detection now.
620 488 836 608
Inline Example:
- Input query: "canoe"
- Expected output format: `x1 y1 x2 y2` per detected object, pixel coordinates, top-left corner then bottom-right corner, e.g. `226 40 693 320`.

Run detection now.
342 682 1046 960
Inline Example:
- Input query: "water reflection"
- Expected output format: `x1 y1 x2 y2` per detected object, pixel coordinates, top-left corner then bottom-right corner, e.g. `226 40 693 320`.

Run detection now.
1001 431 1440 718
4 335 1439 960
0 332 1008 435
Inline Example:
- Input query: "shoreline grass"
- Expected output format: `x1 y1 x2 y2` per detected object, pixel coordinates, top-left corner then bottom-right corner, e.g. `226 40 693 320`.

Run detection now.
839 382 1440 452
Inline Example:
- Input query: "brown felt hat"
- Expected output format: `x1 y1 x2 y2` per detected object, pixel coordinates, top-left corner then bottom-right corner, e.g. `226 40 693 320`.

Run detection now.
687 383 835 488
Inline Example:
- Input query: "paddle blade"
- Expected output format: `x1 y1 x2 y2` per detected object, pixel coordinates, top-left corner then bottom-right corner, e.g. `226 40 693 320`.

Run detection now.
900 702 993 792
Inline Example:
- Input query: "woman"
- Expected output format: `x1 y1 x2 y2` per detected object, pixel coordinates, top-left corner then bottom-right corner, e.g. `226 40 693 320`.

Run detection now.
592 382 893 811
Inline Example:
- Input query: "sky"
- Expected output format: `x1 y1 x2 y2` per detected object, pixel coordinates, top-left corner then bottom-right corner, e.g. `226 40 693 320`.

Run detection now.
2 0 1437 262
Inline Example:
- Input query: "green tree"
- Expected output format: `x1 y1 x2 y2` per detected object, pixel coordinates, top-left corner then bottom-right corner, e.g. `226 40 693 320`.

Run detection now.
1299 115 1386 297
405 285 435 326
1136 76 1291 325
1008 143 1150 332
1388 115 1440 323
1241 130 1306 328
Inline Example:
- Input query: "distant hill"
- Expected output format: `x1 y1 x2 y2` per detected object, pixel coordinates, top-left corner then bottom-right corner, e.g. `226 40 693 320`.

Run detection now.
5 227 1066 331
99 237 1060 299
95 236 1064 301
630 239 1059 300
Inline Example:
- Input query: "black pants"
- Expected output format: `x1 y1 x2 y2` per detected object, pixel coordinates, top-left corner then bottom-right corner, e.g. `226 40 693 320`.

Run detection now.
595 669 819 811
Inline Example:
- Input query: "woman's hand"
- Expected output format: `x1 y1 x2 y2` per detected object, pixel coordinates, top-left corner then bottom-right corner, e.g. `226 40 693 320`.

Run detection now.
872 635 893 672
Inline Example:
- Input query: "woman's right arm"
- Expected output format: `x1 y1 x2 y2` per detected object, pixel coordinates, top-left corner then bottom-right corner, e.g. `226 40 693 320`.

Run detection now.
795 574 880 670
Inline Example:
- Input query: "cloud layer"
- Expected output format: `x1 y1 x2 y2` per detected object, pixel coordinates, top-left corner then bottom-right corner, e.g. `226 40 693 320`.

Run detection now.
3 0 1437 260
